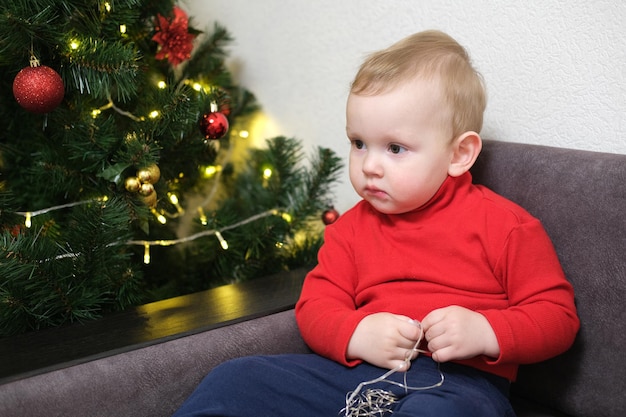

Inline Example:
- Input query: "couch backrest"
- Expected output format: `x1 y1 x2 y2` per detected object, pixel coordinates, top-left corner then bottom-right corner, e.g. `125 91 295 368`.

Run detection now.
471 140 626 417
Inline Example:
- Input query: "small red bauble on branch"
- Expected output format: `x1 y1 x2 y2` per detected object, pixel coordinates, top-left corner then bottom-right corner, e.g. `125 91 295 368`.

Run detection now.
199 111 229 140
322 206 340 225
13 56 65 114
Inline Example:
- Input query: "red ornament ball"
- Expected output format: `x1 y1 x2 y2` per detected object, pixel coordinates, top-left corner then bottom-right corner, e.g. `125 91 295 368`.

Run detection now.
322 207 340 225
199 111 229 140
13 65 65 113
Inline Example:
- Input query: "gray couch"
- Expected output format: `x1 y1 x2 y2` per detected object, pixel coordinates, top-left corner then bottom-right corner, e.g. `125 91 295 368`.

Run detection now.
1 140 625 417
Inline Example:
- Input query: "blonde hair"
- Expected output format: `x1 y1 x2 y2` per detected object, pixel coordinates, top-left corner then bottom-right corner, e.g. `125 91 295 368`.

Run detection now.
350 30 486 138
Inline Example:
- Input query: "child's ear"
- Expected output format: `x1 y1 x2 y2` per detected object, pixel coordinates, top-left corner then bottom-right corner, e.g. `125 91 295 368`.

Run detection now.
447 131 482 177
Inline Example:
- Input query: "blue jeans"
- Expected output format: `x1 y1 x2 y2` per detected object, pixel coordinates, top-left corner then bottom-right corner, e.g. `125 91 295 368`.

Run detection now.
172 354 516 417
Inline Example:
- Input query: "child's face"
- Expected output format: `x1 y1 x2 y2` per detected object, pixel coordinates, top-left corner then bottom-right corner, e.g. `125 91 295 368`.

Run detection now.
346 78 455 214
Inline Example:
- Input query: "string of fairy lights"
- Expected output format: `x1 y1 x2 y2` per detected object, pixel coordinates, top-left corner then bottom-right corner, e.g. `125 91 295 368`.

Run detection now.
11 97 288 263
13 198 290 264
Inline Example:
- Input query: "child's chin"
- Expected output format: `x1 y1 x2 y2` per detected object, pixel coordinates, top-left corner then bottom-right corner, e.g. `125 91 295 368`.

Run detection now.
366 200 401 215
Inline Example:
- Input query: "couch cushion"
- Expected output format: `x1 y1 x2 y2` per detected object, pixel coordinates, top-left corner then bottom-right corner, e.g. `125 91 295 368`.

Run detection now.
472 141 626 417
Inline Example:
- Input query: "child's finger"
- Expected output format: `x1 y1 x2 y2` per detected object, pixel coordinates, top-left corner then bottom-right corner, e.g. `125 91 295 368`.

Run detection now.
395 315 423 341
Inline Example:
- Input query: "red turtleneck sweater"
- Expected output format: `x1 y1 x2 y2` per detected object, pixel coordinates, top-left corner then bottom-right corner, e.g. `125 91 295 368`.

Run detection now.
295 172 579 381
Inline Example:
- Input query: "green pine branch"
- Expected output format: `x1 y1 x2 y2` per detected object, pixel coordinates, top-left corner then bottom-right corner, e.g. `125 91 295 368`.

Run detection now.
0 197 143 336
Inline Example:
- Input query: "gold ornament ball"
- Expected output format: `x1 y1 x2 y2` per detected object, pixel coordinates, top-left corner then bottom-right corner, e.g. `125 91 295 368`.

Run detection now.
125 176 142 193
137 164 161 185
142 192 157 208
139 182 155 196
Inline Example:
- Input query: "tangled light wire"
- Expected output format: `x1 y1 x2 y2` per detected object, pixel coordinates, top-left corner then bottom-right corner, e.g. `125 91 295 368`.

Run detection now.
343 320 445 417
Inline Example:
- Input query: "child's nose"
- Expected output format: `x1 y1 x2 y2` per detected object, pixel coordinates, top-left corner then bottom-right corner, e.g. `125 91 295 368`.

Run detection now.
362 152 383 176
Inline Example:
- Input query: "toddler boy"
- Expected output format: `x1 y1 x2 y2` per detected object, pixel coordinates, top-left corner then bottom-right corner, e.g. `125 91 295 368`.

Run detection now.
173 30 579 417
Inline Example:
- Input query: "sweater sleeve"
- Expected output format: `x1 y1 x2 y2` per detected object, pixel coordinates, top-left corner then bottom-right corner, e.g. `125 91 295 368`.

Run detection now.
480 219 580 365
295 215 371 366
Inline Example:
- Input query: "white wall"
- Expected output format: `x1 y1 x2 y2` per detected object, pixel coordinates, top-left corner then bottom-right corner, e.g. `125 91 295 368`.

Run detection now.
185 0 626 212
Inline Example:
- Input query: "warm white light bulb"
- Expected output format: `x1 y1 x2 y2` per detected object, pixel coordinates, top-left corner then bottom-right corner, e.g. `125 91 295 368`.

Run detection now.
143 244 151 264
198 207 208 225
203 165 219 178
215 231 229 250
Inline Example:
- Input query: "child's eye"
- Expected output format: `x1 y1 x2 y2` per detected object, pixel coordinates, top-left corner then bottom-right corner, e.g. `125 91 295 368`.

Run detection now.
388 144 406 154
352 139 365 150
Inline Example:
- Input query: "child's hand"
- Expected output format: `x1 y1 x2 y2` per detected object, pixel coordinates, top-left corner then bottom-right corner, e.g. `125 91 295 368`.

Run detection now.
346 312 422 371
421 305 500 363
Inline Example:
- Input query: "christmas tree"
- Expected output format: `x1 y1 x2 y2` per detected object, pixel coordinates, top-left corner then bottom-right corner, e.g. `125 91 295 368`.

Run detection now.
0 0 342 337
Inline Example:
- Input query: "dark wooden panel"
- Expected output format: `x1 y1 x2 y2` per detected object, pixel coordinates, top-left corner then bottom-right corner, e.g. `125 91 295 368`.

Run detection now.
0 268 307 384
